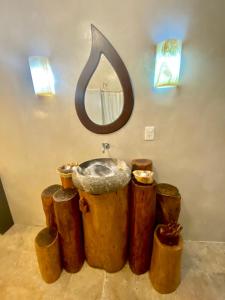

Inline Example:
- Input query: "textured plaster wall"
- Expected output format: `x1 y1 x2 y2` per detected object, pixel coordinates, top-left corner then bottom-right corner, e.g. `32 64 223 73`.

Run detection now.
0 0 225 241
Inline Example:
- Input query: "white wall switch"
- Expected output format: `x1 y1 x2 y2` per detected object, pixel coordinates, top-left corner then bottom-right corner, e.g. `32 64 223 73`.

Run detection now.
145 126 155 141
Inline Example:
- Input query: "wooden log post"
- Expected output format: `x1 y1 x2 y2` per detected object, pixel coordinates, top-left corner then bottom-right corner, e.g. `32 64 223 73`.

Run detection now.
41 185 61 228
149 225 183 294
131 159 153 171
60 175 75 189
129 180 156 274
35 227 62 283
57 163 77 189
53 188 84 273
156 183 181 224
79 185 129 273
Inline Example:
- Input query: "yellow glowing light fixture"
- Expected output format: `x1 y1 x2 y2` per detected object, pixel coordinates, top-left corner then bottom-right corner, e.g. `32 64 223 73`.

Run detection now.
154 39 182 88
29 56 55 96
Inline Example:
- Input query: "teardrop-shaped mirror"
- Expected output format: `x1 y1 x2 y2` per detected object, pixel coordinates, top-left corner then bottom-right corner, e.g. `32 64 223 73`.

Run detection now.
75 25 134 134
85 55 124 125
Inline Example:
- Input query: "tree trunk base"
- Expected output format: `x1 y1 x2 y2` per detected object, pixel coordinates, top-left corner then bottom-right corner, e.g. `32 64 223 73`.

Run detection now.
79 185 129 273
35 227 62 283
149 226 183 294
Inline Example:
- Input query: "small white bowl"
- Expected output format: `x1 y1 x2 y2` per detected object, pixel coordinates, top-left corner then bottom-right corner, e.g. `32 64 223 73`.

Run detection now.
133 170 154 184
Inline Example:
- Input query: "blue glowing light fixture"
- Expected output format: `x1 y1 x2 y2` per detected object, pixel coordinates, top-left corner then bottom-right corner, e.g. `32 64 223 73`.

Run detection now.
29 56 55 96
154 39 182 88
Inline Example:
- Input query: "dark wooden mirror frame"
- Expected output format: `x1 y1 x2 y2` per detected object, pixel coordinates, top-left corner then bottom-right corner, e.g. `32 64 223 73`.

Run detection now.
75 24 134 134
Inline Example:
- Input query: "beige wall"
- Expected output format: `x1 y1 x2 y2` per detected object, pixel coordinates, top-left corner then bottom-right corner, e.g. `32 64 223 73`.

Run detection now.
0 0 225 241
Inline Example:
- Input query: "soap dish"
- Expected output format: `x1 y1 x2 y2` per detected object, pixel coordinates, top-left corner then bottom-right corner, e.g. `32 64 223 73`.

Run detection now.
57 163 78 178
132 170 154 185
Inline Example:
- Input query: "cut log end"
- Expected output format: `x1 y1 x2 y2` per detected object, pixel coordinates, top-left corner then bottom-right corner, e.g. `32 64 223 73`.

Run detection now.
41 184 61 199
131 159 153 171
35 227 57 247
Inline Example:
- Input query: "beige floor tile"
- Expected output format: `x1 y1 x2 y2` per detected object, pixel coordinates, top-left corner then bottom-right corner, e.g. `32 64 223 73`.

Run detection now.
0 225 224 300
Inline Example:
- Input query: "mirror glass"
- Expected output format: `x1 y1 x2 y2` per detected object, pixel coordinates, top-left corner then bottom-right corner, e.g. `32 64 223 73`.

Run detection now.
85 55 124 125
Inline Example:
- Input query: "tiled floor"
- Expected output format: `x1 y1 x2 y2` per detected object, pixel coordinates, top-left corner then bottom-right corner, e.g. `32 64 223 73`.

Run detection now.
0 225 224 300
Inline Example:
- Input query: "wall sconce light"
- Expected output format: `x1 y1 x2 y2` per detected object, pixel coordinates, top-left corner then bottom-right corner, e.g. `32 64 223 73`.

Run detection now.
154 39 182 88
29 56 55 96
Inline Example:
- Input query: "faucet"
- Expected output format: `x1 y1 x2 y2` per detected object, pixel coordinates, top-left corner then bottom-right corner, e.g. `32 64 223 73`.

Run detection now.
102 142 110 154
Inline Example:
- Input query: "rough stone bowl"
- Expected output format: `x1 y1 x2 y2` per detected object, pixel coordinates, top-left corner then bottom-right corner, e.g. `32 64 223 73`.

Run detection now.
72 158 131 195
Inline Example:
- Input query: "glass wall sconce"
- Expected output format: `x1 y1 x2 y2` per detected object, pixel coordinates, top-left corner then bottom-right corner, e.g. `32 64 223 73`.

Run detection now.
29 56 55 96
154 39 182 88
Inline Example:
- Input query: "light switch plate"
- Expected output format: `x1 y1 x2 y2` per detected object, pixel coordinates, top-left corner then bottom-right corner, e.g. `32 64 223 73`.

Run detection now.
145 126 155 141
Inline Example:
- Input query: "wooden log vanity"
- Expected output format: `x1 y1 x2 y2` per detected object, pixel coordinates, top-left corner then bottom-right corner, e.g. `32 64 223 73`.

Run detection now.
35 158 183 294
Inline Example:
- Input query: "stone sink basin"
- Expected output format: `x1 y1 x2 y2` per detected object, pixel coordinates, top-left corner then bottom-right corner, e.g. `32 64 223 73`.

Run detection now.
72 158 131 195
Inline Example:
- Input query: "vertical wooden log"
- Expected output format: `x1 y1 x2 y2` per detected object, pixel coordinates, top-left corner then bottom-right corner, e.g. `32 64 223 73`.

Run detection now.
156 183 181 224
129 180 156 274
57 163 77 189
41 185 61 228
149 226 183 294
35 227 62 283
53 188 84 273
60 176 75 189
79 185 129 273
131 159 153 171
